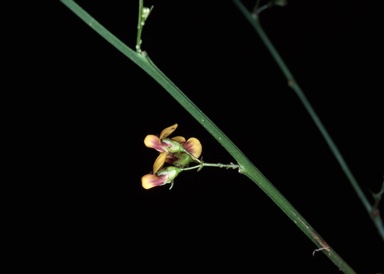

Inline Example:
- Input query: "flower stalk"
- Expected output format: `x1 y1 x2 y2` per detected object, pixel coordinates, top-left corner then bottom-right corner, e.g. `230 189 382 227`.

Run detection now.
181 161 240 171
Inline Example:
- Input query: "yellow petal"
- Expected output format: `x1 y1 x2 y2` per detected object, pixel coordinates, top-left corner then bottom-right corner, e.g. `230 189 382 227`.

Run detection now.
159 123 178 139
153 152 167 173
172 136 186 143
184 137 202 158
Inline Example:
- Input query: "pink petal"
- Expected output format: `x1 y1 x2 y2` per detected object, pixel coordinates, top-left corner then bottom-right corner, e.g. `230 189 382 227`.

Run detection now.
144 135 165 152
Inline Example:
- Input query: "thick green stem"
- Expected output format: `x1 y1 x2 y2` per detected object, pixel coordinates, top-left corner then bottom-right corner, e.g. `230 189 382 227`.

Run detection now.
233 0 384 242
60 0 357 272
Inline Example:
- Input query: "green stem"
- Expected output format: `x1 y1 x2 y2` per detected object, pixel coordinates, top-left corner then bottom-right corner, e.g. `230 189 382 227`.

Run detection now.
201 162 239 169
135 0 153 52
59 0 357 272
255 3 271 14
233 0 384 242
135 0 143 52
182 162 240 171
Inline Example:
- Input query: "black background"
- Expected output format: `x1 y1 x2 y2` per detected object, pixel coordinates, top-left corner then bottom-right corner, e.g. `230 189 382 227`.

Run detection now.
12 0 383 273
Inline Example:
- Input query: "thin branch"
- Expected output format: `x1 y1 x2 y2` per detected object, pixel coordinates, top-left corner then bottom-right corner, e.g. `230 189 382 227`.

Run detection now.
233 0 384 241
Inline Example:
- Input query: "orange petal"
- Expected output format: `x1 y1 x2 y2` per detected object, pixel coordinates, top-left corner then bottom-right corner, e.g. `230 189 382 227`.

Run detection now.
172 136 186 143
153 152 167 173
144 135 161 148
184 137 202 158
159 123 178 139
142 174 165 189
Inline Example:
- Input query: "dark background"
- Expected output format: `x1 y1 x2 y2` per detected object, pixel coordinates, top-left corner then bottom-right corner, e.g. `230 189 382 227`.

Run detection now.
13 0 383 273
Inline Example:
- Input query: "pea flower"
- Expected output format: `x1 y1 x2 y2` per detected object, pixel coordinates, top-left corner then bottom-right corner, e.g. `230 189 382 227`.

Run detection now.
144 123 202 173
141 166 182 190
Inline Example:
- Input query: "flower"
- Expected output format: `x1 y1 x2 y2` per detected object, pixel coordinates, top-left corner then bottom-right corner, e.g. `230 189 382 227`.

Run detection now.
144 123 202 173
141 166 182 190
